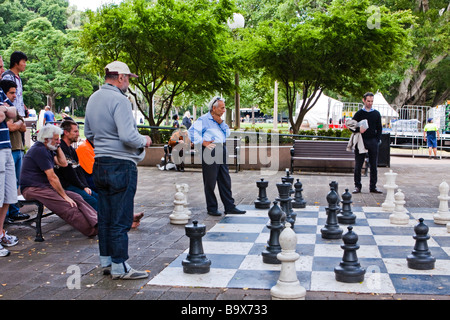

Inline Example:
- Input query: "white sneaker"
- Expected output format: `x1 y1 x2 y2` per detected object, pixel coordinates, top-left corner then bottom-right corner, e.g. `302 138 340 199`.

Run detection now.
1 231 18 247
111 268 149 280
0 244 10 257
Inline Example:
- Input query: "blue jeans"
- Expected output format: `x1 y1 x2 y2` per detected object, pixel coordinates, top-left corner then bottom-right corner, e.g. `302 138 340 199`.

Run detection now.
65 185 98 211
93 157 137 269
7 150 23 217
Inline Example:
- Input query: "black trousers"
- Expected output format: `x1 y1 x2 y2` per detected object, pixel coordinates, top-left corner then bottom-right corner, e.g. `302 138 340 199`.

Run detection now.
354 137 379 190
201 144 235 212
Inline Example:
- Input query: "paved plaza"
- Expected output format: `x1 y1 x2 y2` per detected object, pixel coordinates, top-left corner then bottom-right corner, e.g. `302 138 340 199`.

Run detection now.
0 155 449 301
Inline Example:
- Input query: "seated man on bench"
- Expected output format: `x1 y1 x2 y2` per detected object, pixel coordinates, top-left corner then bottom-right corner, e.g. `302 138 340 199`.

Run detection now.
19 125 98 237
166 125 191 172
56 119 98 210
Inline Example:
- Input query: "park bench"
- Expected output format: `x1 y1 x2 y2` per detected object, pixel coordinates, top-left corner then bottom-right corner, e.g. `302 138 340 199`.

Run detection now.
290 139 356 173
164 138 241 172
16 195 54 242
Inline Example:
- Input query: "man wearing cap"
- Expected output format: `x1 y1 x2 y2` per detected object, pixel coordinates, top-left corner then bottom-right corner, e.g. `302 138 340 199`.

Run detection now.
423 118 440 159
84 61 152 280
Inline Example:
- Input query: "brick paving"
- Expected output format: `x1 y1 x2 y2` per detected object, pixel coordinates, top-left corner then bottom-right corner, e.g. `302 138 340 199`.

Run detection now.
0 155 449 301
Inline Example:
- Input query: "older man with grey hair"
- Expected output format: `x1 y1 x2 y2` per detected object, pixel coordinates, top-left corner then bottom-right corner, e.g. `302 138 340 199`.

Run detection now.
188 96 245 216
19 125 98 237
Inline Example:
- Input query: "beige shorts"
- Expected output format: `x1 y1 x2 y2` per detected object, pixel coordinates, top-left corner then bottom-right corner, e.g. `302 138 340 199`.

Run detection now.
0 148 18 207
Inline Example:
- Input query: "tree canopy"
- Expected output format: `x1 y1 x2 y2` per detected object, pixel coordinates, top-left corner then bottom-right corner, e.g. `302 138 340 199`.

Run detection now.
81 0 237 126
0 0 447 122
243 0 414 132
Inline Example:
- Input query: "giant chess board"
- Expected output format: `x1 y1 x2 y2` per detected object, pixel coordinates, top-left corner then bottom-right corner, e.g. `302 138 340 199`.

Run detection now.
148 205 450 295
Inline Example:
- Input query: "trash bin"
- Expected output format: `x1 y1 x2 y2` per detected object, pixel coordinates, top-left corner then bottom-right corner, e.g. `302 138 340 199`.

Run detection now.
378 133 390 167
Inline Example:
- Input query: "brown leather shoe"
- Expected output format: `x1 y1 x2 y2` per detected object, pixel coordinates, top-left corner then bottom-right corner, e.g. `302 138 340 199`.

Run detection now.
370 188 383 194
352 187 361 194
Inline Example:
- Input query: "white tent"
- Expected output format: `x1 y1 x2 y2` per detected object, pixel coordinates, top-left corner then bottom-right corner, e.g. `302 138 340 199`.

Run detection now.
295 92 343 128
372 91 398 118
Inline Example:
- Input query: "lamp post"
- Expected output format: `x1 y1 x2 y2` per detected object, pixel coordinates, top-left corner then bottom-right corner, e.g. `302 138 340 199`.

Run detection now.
227 13 245 130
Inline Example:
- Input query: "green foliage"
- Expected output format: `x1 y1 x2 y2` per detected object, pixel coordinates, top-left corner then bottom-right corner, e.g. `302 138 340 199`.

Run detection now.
4 17 93 110
371 0 450 106
243 0 414 133
0 0 447 121
81 0 236 127
0 0 69 50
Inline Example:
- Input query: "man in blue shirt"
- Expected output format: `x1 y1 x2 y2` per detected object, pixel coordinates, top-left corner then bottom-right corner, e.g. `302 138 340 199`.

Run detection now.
188 96 245 216
43 106 56 125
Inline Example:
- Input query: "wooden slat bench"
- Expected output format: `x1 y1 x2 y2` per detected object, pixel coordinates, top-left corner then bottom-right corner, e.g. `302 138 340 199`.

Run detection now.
16 195 54 242
290 139 355 173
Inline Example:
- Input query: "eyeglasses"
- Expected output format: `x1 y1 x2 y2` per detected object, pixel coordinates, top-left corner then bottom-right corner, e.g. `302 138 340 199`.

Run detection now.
211 96 224 107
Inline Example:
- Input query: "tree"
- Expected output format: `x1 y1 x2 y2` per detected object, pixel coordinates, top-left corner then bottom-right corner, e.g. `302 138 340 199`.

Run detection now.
81 0 236 130
0 0 70 50
374 0 450 106
244 0 414 133
5 17 93 110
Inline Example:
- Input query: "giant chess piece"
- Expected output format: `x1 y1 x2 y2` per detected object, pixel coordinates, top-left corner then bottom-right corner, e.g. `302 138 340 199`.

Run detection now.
282 168 295 196
255 178 271 209
182 220 211 274
321 187 343 239
292 179 306 209
170 185 190 225
270 222 306 300
406 218 436 270
337 189 356 224
382 170 398 212
389 189 409 225
179 183 192 218
262 201 286 264
276 181 296 228
329 181 341 211
334 226 366 283
281 177 295 219
433 181 450 225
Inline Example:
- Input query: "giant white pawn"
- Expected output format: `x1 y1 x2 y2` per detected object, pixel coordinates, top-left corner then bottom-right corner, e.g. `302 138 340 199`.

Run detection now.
434 181 450 225
170 189 189 225
179 183 192 218
389 189 409 225
270 222 306 300
382 170 397 212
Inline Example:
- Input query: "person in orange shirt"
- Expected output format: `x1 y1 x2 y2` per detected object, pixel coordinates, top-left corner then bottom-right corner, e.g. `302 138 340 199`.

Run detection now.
76 138 95 176
168 125 191 172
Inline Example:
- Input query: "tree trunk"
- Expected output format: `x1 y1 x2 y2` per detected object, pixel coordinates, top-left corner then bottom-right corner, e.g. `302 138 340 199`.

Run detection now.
393 54 447 106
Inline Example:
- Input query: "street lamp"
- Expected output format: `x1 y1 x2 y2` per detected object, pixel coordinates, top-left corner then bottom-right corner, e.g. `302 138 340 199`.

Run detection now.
228 13 245 30
227 13 245 130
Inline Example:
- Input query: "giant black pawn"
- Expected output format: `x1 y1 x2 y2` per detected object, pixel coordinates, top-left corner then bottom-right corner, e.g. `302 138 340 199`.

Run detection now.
277 181 296 228
262 201 286 264
337 189 356 224
292 179 306 209
334 226 366 283
407 218 436 270
282 169 295 196
282 177 297 223
321 187 343 239
255 178 270 209
182 220 211 274
329 181 341 211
